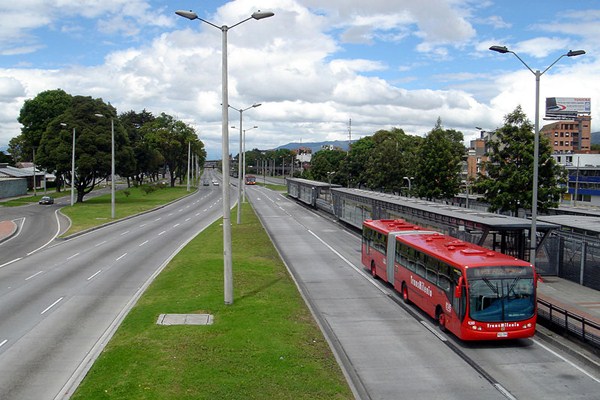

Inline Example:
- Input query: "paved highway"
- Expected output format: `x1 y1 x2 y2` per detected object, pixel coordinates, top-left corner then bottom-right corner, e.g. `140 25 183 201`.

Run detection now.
245 184 600 399
0 171 231 400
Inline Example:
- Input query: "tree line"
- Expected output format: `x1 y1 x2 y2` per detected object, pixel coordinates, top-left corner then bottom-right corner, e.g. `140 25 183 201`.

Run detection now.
8 89 206 202
297 107 566 215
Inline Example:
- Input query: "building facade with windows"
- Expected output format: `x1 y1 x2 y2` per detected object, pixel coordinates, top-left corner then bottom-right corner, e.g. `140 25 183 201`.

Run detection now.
540 115 591 154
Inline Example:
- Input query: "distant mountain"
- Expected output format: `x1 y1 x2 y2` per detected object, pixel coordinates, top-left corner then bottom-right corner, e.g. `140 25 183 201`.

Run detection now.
274 140 351 154
592 131 600 145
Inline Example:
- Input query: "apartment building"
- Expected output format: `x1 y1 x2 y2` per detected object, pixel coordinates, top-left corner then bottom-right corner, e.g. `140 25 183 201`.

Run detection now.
540 115 591 154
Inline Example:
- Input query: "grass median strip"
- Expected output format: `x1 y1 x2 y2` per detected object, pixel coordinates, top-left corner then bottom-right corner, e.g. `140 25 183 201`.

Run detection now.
61 185 192 234
71 201 353 400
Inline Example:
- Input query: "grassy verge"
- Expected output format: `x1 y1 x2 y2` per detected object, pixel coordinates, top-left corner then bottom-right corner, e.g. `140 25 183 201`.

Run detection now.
61 185 193 235
0 192 67 207
71 201 352 399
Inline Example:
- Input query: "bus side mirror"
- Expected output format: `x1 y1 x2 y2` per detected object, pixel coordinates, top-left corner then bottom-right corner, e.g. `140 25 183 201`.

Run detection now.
454 276 463 298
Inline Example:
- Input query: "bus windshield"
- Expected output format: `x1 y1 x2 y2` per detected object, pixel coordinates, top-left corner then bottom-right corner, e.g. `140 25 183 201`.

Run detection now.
467 267 535 323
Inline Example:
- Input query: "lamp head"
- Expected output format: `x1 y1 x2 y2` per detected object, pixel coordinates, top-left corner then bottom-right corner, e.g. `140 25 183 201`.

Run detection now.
252 103 262 108
489 45 509 54
252 10 274 20
567 50 586 57
176 10 198 20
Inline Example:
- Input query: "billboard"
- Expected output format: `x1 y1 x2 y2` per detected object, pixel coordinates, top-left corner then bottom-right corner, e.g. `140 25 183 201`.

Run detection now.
545 97 591 118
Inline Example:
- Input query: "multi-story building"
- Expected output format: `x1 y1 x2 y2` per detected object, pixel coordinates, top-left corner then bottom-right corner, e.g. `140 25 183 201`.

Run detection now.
553 153 600 206
540 115 591 154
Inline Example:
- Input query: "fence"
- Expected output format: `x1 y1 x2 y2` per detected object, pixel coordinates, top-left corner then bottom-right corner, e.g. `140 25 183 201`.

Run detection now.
538 298 600 349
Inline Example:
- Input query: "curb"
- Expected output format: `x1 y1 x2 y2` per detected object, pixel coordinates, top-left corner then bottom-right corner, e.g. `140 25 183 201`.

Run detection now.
0 220 18 244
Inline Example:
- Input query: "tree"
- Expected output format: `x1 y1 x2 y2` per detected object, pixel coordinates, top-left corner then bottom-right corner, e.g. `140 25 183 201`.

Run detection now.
119 110 162 185
343 135 375 188
142 113 201 187
475 106 567 215
36 96 133 202
414 118 465 200
308 148 347 184
15 89 72 162
365 128 419 193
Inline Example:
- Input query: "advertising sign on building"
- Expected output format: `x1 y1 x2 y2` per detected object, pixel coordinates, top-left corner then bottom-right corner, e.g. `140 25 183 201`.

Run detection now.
545 97 591 118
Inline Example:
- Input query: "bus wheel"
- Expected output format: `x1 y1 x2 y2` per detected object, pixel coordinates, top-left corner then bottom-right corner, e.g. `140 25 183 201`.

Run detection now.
401 283 410 304
436 307 447 332
370 263 377 279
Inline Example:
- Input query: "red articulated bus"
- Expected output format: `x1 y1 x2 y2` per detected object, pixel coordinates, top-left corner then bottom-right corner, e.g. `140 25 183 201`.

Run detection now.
362 219 537 340
245 175 257 185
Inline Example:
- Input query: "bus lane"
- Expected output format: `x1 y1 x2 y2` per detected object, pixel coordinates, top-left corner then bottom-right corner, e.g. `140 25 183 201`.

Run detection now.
246 185 505 400
247 185 600 399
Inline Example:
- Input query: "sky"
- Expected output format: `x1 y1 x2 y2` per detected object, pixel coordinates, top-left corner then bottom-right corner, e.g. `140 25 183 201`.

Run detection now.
1 0 599 160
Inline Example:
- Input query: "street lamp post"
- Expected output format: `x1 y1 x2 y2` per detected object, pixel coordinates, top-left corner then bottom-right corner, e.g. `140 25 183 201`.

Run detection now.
60 123 76 206
176 8 274 305
242 125 258 204
229 103 261 224
489 45 585 265
95 114 116 219
403 176 413 197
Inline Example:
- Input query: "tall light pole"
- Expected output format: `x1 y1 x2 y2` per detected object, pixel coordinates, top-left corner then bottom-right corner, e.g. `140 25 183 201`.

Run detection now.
176 8 274 305
95 113 116 219
60 123 76 206
242 125 258 204
489 45 585 265
229 103 261 224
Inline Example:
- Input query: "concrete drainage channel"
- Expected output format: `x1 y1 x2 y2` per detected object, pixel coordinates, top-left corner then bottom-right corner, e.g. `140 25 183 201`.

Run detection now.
156 314 214 326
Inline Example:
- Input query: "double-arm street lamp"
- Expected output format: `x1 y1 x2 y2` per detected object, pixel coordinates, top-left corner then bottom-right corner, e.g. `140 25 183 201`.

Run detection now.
229 103 261 224
489 45 585 266
176 8 274 305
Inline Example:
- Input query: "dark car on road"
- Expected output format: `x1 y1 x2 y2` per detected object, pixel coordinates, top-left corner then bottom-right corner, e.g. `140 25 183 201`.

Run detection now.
39 196 54 205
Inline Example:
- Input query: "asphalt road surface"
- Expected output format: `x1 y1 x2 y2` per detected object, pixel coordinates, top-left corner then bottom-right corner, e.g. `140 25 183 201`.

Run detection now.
0 178 231 400
245 184 600 400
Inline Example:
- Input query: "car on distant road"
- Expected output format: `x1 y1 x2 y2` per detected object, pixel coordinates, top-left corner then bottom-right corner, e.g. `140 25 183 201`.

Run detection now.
39 196 54 205
212 180 220 186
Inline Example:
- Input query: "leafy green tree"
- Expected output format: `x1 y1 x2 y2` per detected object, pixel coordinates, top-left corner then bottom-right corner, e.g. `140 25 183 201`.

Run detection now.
142 113 201 187
119 109 163 185
414 118 465 200
0 150 14 165
365 128 420 193
475 106 566 215
36 96 133 202
343 135 374 188
14 89 72 162
308 148 347 184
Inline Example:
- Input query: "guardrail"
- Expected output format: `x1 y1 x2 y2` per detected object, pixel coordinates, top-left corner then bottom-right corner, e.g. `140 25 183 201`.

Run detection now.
537 298 600 349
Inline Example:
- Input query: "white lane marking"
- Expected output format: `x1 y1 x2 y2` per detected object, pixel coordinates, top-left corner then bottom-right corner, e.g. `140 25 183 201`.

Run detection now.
154 218 161 222
0 258 22 269
173 223 180 228
139 223 147 228
27 210 62 255
493 384 517 400
0 339 7 348
87 270 102 280
116 253 127 261
139 240 149 247
67 253 80 260
95 240 107 247
41 297 64 314
0 217 25 246
158 230 166 236
533 339 600 383
419 321 447 342
120 231 130 236
25 271 44 281
185 218 191 222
